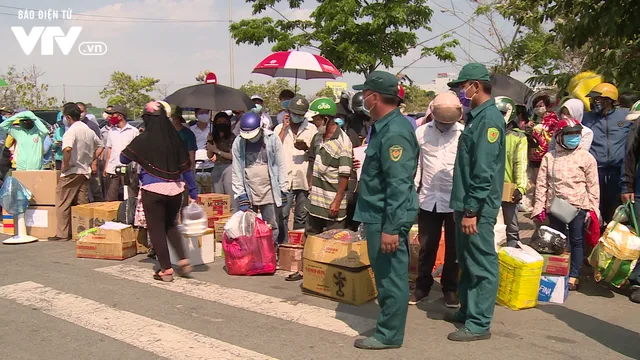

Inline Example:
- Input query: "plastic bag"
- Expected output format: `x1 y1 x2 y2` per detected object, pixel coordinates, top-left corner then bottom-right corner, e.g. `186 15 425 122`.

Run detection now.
179 202 207 236
224 210 257 240
497 241 544 310
529 226 567 255
117 197 137 225
182 202 206 221
223 217 276 276
0 176 31 215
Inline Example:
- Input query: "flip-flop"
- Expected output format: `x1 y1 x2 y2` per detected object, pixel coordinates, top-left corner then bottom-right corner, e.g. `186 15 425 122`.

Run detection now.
285 272 303 282
176 263 193 278
153 272 174 282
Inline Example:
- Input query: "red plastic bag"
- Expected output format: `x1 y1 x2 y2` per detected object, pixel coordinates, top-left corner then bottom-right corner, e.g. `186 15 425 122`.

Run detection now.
222 217 276 276
584 210 600 247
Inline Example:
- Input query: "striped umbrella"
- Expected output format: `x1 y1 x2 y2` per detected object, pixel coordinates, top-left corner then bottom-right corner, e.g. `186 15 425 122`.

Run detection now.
252 50 342 80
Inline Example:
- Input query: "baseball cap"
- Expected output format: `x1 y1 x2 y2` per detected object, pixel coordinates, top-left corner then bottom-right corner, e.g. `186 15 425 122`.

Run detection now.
105 105 128 116
251 94 263 101
287 95 310 115
352 71 399 96
447 63 491 88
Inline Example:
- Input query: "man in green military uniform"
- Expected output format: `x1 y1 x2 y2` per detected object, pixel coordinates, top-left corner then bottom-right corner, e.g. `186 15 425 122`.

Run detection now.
351 71 419 350
447 63 506 341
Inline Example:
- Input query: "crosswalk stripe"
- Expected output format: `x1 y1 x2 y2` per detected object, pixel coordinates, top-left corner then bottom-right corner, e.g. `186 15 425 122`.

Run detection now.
0 281 276 360
95 264 375 337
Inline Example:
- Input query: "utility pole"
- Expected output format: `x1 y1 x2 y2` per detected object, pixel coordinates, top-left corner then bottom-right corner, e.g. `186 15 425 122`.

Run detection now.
62 84 66 104
229 0 235 87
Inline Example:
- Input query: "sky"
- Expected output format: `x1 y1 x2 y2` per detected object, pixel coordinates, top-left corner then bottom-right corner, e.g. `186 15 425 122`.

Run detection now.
0 0 528 107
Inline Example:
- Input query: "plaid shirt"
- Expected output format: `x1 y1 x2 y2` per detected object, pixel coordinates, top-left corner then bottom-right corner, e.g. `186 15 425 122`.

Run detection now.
533 148 601 220
529 112 559 162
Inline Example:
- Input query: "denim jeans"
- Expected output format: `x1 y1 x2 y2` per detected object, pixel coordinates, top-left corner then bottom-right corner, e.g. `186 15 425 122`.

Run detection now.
276 190 308 244
549 209 586 278
252 203 279 245
501 202 520 247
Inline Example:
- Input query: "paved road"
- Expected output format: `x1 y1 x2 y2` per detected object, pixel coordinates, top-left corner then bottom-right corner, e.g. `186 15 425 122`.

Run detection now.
0 237 638 360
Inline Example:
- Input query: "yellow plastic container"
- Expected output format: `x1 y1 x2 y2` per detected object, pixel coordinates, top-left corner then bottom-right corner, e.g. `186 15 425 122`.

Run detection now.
497 247 544 310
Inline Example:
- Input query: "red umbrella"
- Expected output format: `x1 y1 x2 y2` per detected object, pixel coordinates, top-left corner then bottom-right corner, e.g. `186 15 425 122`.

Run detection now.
253 50 342 80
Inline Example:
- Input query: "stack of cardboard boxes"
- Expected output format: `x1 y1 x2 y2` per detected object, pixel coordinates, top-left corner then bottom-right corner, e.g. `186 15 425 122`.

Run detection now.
279 230 306 272
302 230 377 305
408 224 446 282
2 170 60 238
71 202 121 240
198 193 231 256
76 223 137 260
537 252 571 304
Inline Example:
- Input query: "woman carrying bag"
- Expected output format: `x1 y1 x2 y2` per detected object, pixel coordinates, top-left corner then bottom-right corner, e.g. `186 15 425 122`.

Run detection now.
532 118 600 290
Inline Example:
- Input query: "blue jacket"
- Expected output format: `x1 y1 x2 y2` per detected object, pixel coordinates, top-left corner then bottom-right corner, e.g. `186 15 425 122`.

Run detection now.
231 129 288 207
581 108 631 168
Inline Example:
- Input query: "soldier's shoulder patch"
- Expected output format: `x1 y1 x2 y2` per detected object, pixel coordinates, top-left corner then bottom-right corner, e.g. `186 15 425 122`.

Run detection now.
487 127 500 143
389 145 403 162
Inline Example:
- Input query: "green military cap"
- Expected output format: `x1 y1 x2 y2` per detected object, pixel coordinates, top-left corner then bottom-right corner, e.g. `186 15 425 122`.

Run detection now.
447 63 491 88
353 70 399 97
288 95 310 115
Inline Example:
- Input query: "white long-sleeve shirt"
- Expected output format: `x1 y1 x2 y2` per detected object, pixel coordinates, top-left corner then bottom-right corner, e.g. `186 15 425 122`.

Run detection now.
414 121 464 213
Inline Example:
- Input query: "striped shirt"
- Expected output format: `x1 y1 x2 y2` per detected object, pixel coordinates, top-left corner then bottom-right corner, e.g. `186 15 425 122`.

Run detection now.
307 128 353 220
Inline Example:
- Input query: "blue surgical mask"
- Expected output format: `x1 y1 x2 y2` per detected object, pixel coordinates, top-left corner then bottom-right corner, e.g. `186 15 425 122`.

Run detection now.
562 134 581 149
457 87 472 107
1 116 6 121
290 113 305 124
335 118 345 127
252 104 263 114
281 100 291 109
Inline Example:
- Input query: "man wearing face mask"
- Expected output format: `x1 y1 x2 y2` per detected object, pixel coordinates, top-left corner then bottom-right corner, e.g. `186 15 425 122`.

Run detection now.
77 102 104 202
0 110 49 170
274 95 315 246
191 108 215 193
345 92 371 147
231 112 288 245
447 63 506 342
350 71 419 350
412 92 463 307
251 94 273 130
276 89 295 127
103 105 139 201
582 83 631 225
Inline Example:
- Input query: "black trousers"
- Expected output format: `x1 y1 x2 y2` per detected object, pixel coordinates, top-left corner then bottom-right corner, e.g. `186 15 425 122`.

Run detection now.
306 214 345 237
416 208 458 294
141 189 185 270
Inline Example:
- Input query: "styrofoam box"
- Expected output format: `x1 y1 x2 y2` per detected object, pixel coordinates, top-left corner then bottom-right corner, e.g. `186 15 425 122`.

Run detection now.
538 275 569 304
169 230 215 266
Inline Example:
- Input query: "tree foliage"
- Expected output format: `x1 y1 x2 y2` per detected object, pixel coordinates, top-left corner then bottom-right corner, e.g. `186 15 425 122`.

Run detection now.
0 65 58 109
230 0 458 77
100 71 160 119
496 0 640 90
313 86 337 101
402 84 435 113
238 79 299 114
0 65 21 110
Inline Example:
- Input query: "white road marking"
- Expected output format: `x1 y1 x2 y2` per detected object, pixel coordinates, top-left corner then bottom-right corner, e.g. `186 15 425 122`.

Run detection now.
0 281 276 360
95 264 375 337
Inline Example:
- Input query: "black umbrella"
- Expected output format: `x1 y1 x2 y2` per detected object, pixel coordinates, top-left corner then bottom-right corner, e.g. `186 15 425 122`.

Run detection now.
490 73 534 105
165 83 254 111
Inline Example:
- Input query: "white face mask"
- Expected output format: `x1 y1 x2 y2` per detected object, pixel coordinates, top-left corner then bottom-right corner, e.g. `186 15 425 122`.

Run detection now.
534 106 546 116
197 114 210 123
63 117 71 128
248 132 262 143
102 112 109 120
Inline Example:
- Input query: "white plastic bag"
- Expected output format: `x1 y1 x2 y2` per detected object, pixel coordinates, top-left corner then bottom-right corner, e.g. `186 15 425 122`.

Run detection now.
224 210 256 239
179 202 207 236
501 241 544 264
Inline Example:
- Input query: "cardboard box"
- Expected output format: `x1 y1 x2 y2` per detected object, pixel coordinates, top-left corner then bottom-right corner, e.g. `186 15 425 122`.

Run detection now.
408 224 446 281
538 275 569 304
302 259 377 305
71 202 122 240
169 228 215 266
76 224 136 260
279 244 304 272
502 182 517 202
208 214 231 235
303 234 370 268
24 205 57 239
288 229 306 246
92 202 122 227
2 209 14 235
197 193 231 217
541 252 570 276
133 227 150 254
12 170 60 205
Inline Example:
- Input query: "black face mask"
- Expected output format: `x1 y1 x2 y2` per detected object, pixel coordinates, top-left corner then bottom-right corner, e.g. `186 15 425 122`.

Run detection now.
215 122 231 135
22 121 34 130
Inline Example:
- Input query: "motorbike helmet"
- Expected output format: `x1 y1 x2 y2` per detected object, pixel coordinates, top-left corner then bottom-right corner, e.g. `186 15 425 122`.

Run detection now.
494 96 516 124
587 83 619 101
351 92 364 114
308 97 337 117
239 112 262 139
626 100 640 121
556 118 582 135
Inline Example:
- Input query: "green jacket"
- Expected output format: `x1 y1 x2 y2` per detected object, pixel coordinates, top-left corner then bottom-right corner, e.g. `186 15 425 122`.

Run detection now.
450 99 506 218
354 108 418 234
504 128 528 195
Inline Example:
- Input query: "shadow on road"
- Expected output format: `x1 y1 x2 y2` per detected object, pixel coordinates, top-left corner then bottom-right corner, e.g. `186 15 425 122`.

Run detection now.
539 304 640 359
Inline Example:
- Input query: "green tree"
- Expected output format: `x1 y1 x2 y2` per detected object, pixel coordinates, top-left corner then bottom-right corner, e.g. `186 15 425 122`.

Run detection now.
0 65 20 110
100 71 160 119
14 65 57 109
238 79 299 114
230 0 459 77
402 84 434 113
313 86 337 101
496 0 639 90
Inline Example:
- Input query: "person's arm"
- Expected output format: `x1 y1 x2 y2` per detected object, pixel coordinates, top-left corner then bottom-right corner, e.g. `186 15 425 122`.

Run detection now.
330 139 353 217
188 151 196 169
307 134 317 188
0 115 16 136
584 153 601 221
62 148 72 171
623 122 640 196
381 132 418 235
275 123 286 142
532 154 550 217
230 138 249 207
514 135 529 195
414 127 423 190
465 120 505 214
582 128 593 153
34 116 49 137
181 169 198 200
273 135 288 195
61 128 75 171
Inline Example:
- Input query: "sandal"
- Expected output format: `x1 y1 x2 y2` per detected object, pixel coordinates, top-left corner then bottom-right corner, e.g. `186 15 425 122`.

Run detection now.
176 260 193 278
568 278 579 291
285 272 303 282
153 270 174 282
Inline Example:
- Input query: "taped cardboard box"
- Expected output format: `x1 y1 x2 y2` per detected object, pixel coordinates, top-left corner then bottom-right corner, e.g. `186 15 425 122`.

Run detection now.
76 224 136 260
197 193 231 217
408 224 446 281
71 202 121 240
288 229 306 245
502 182 517 202
279 244 304 272
538 275 569 304
12 170 60 205
541 252 570 277
303 232 370 268
302 259 377 305
24 205 57 239
133 227 150 254
92 202 122 227
169 228 215 266
209 214 231 237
